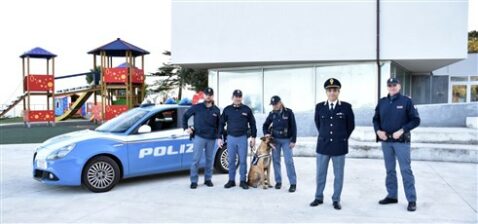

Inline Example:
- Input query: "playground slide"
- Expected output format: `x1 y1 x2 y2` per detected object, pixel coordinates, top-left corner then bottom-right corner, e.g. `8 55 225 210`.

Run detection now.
55 90 94 122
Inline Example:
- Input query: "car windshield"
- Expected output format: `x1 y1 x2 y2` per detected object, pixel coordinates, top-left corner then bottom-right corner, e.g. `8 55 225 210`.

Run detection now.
95 108 149 133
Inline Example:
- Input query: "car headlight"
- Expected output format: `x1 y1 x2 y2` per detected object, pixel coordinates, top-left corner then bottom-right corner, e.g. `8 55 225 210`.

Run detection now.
46 144 75 160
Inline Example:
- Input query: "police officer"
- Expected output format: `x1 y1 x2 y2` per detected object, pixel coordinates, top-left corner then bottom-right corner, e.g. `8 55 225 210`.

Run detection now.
182 87 220 189
218 89 257 190
263 96 297 193
310 78 355 210
373 77 420 212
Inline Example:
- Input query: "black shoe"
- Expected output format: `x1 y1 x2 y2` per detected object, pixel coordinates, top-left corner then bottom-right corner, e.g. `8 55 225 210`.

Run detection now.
240 181 249 190
204 180 213 187
310 199 323 207
224 181 236 188
275 183 282 189
407 202 416 212
333 201 342 210
190 183 198 189
379 197 398 205
288 184 296 193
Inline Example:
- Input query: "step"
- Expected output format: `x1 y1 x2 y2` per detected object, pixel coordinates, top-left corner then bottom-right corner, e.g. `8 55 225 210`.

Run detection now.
351 126 478 145
293 137 477 163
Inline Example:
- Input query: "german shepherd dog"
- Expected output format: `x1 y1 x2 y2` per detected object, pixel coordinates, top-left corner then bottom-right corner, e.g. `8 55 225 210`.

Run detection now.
247 136 275 189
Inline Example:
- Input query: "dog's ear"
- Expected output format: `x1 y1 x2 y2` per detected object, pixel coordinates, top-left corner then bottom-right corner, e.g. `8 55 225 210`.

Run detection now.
260 136 266 141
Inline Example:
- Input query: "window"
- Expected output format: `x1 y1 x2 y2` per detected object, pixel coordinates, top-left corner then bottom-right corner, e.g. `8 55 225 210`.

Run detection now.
452 85 467 103
449 75 478 103
316 63 378 108
471 85 478 102
217 70 263 113
264 67 315 112
142 109 178 132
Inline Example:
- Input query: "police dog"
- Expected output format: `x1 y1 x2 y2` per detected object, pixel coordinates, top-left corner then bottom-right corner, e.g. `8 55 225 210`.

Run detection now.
247 136 275 189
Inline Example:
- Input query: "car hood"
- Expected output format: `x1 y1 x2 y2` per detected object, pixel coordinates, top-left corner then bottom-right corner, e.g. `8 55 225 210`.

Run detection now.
35 129 119 158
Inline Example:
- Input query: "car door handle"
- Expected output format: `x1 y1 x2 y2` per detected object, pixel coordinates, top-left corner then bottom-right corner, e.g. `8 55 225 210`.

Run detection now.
170 134 178 139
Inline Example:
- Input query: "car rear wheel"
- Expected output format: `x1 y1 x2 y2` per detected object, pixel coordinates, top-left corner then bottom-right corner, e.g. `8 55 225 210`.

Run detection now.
214 144 239 173
82 156 120 193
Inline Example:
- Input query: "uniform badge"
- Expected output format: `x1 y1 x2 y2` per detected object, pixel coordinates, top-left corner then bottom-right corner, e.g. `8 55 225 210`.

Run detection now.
242 112 248 116
212 113 218 117
329 78 334 85
397 105 404 109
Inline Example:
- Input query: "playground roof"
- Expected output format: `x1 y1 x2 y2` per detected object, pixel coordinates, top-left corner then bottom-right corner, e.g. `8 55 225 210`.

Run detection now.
88 38 150 57
20 47 57 59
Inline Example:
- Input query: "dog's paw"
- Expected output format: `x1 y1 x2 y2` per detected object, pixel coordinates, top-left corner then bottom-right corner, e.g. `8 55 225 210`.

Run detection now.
268 185 273 188
263 186 268 190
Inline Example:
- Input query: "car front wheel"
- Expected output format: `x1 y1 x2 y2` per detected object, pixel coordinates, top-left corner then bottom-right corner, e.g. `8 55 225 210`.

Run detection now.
82 156 120 193
214 144 239 173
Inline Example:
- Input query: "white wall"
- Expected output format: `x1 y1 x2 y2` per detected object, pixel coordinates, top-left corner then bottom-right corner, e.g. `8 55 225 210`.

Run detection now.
171 0 468 71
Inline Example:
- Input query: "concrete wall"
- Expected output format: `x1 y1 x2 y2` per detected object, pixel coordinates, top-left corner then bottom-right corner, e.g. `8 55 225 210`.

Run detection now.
253 103 478 137
171 0 468 71
434 53 478 76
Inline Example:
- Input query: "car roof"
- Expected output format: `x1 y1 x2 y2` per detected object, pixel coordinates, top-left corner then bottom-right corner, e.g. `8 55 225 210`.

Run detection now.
138 104 191 113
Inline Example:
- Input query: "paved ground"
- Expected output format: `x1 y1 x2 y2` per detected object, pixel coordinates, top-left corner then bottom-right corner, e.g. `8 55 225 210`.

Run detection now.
1 144 477 223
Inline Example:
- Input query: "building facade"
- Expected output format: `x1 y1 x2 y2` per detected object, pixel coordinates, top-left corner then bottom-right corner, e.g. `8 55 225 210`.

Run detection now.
171 0 476 126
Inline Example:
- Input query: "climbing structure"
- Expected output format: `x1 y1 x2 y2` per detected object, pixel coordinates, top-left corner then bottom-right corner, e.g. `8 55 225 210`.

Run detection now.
88 38 149 121
20 47 57 127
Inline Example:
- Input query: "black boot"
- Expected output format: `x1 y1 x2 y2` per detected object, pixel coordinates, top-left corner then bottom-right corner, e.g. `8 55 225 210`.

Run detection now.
240 181 249 190
309 199 323 207
204 180 213 187
190 183 198 189
288 184 296 193
407 202 417 212
333 201 342 210
275 183 282 189
224 181 236 188
379 197 398 205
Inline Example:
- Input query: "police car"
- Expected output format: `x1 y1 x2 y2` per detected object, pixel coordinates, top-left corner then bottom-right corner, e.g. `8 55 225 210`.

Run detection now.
32 104 232 192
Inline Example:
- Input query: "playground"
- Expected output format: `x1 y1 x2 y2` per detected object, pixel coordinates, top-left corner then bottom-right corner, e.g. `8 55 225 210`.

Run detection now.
0 38 149 128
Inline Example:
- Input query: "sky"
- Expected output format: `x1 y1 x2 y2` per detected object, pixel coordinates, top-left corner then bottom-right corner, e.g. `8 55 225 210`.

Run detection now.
0 0 476 115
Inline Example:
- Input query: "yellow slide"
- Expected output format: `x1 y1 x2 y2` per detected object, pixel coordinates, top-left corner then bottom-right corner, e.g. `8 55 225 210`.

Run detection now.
56 90 94 122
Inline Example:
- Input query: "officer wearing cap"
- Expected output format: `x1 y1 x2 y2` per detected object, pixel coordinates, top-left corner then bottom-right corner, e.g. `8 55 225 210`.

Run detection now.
263 95 297 192
182 87 220 189
218 89 257 190
373 77 420 212
310 78 355 210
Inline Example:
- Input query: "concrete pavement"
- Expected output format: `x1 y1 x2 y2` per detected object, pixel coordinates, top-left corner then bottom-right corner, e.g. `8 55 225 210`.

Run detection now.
1 144 476 223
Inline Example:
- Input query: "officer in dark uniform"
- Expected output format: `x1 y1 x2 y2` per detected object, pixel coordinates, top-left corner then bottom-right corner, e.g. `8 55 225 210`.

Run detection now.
218 89 257 190
182 87 220 189
373 77 420 212
310 78 355 210
263 95 297 192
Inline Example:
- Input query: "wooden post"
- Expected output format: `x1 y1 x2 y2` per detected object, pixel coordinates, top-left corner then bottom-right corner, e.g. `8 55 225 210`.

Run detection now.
22 58 26 111
141 55 145 105
51 57 55 126
101 51 105 121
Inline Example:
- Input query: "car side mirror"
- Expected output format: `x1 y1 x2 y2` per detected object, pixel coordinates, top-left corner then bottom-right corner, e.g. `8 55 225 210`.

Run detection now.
138 125 152 134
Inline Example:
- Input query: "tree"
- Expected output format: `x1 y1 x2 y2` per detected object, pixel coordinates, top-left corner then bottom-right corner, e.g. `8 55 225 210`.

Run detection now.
148 51 208 99
469 30 478 53
86 66 101 85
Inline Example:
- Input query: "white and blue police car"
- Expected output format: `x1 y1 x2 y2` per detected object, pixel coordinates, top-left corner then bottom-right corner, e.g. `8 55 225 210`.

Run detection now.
32 104 232 192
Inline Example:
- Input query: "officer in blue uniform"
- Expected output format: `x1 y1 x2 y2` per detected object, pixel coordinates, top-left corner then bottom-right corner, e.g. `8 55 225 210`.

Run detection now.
263 96 297 193
310 78 355 210
218 89 257 190
373 77 420 212
182 87 220 189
